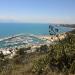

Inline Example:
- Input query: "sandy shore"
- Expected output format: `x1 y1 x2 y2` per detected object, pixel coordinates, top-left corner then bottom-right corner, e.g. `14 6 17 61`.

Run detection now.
0 33 67 59
36 33 66 42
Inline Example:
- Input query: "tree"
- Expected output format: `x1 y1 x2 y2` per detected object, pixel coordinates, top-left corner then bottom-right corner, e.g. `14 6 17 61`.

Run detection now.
40 45 48 53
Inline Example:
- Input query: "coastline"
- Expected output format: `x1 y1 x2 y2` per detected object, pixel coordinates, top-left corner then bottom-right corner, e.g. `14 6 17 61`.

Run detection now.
0 32 67 58
0 24 73 59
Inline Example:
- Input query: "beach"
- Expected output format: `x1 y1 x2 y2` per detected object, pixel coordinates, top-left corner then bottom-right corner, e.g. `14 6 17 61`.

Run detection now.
0 32 67 59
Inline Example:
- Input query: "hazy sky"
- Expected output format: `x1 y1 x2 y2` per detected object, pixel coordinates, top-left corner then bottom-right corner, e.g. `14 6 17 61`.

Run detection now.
0 0 75 24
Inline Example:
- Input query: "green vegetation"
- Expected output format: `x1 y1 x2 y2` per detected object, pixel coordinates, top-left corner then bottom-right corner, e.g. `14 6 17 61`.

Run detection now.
0 31 75 75
32 33 75 75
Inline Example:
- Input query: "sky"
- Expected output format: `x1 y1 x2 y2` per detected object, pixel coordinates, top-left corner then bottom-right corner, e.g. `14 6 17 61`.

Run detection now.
0 0 75 24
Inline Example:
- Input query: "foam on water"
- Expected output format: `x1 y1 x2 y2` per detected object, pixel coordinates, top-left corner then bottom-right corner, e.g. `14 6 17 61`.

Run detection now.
0 23 72 48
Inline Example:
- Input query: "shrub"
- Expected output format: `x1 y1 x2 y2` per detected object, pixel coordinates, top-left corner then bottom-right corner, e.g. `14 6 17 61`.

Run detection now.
40 45 48 53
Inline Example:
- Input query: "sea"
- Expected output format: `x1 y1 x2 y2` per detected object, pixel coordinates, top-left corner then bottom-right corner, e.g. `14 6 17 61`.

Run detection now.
0 23 72 48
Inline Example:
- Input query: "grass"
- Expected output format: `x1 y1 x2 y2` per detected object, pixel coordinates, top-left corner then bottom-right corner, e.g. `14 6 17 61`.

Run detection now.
0 32 75 75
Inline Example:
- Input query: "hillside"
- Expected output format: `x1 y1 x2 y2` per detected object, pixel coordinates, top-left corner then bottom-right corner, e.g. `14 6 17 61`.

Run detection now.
60 24 75 28
0 31 75 75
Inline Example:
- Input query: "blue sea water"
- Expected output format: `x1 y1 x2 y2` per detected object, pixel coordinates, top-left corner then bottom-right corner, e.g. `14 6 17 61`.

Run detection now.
0 23 49 37
0 23 72 37
0 23 72 48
